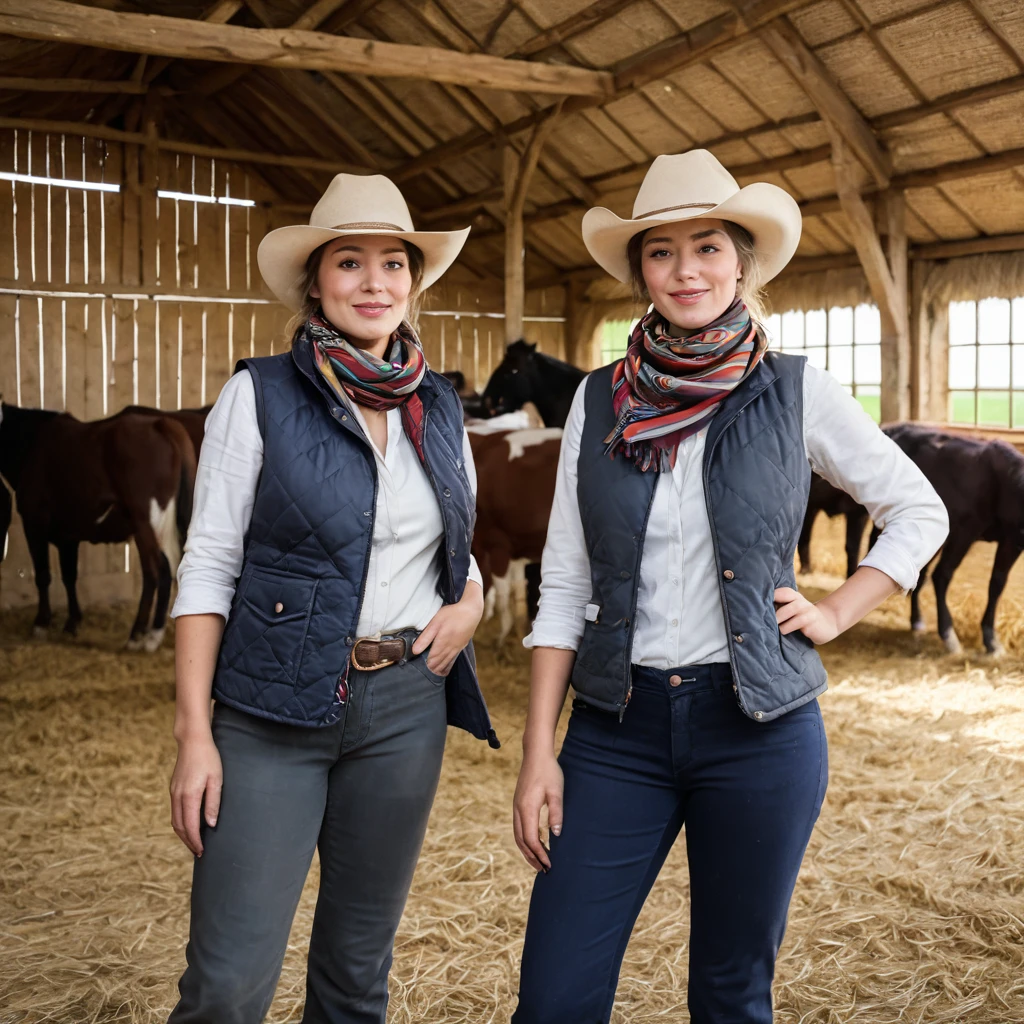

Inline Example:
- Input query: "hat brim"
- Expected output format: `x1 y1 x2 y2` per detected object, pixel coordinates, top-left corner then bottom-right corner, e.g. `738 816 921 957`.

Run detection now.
257 224 471 311
581 182 802 286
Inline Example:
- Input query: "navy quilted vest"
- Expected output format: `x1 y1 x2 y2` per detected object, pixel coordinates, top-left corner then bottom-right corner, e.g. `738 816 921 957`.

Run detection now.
211 338 498 747
573 352 827 723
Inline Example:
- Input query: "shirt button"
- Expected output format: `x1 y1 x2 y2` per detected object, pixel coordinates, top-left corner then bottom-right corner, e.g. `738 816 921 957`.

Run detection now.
671 618 679 626
723 569 735 580
274 602 284 614
673 578 680 586
381 581 389 588
669 674 682 687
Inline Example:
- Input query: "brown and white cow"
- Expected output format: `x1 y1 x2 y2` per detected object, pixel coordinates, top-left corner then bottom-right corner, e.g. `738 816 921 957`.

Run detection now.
467 426 562 644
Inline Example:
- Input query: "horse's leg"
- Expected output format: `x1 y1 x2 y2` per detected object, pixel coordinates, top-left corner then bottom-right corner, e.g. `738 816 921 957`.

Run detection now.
26 530 52 637
797 508 816 574
981 539 1021 656
845 510 869 578
126 523 161 651
145 553 173 653
910 563 931 633
58 541 83 636
931 534 974 654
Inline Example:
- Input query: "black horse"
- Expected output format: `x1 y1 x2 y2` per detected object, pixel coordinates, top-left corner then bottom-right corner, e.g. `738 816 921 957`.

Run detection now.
480 340 586 428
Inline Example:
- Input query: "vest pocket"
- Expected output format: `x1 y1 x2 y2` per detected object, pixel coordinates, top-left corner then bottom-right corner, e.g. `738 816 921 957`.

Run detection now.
226 567 319 686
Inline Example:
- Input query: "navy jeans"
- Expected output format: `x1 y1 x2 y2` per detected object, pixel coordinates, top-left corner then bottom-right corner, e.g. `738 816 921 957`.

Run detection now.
513 663 828 1024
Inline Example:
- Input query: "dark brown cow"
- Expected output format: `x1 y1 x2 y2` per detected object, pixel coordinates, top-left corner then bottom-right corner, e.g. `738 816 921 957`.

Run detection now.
798 472 871 577
468 426 562 643
0 403 196 650
120 404 211 458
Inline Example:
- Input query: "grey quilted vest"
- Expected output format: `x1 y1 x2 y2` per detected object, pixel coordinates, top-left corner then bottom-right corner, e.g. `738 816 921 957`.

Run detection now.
211 338 498 748
573 352 827 723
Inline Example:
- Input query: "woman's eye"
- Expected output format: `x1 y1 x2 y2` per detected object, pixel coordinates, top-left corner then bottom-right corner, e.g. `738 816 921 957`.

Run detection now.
385 260 406 270
646 248 671 259
340 259 360 269
698 245 720 255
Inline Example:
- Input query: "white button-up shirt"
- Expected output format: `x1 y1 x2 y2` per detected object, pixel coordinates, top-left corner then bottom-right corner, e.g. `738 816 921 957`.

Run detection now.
172 369 483 635
524 362 949 668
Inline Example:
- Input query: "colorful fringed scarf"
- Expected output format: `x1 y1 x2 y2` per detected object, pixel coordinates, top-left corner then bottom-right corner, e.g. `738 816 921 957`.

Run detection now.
305 310 428 461
604 298 767 472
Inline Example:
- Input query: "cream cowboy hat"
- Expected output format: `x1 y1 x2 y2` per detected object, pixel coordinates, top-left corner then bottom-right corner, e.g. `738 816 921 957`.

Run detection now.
258 173 470 310
582 149 802 285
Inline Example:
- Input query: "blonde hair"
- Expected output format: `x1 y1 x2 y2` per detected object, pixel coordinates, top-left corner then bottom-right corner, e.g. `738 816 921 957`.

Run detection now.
626 221 770 328
285 238 426 345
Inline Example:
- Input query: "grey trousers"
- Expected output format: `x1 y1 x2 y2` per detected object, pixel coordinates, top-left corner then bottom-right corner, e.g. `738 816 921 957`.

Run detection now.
168 654 449 1024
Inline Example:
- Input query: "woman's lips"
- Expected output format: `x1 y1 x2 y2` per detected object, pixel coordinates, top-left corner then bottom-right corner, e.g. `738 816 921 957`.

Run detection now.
353 304 391 318
669 290 708 306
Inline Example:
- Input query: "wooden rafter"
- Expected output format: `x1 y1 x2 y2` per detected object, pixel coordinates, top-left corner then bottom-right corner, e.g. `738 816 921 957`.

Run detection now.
757 16 890 188
503 0 637 58
0 76 148 93
0 0 615 98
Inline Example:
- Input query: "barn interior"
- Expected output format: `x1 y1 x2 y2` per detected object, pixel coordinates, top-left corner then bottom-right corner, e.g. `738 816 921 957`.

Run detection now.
1 0 1024 1020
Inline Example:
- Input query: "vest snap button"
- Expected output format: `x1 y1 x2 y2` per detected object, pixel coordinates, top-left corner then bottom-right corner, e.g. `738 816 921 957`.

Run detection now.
723 569 735 580
753 711 764 720
341 414 348 422
274 602 284 614
443 488 451 498
450 548 456 556
619 570 631 579
734 634 744 643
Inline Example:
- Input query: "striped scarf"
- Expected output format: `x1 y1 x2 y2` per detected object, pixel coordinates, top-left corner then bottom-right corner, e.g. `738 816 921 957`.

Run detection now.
305 310 428 462
604 299 767 472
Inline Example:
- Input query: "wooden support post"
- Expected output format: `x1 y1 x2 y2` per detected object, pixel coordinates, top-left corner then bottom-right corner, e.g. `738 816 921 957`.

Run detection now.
909 260 949 423
828 129 909 423
140 94 161 288
563 277 588 367
502 103 563 345
120 101 142 287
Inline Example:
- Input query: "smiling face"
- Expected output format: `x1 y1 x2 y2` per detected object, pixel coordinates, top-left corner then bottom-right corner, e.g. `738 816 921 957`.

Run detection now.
310 234 414 352
638 218 743 332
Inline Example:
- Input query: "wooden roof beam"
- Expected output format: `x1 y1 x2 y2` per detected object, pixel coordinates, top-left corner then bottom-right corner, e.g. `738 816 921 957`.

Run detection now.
504 0 638 58
0 0 615 97
758 16 890 189
391 0 818 184
0 75 148 93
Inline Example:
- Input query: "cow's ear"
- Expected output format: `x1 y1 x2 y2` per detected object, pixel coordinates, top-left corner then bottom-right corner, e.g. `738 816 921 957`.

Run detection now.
528 342 537 351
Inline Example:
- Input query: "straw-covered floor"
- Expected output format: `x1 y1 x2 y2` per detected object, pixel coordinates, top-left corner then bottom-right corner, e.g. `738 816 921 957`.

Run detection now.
3 518 1024 1023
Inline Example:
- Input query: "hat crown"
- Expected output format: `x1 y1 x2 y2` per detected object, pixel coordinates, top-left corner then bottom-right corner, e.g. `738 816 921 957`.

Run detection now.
309 173 415 232
631 150 740 221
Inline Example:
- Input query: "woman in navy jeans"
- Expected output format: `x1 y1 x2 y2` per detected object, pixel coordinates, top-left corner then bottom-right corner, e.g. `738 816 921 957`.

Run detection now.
511 149 948 1023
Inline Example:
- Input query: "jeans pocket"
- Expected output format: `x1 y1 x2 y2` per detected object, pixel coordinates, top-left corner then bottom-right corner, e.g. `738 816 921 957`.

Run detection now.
411 651 448 686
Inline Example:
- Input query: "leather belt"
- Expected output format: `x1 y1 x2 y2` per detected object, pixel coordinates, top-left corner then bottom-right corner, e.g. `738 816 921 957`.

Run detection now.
350 629 417 672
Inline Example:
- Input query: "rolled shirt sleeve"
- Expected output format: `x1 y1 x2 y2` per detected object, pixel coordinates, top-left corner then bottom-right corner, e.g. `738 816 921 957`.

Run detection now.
523 379 593 651
803 363 949 593
171 370 264 619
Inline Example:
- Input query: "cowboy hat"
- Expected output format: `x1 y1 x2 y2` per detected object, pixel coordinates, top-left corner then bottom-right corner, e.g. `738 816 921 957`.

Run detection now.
581 149 802 285
258 173 470 310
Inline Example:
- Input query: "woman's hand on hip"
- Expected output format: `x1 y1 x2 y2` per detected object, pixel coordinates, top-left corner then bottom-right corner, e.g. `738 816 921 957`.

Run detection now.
775 586 841 645
513 750 564 873
413 580 484 675
169 731 223 857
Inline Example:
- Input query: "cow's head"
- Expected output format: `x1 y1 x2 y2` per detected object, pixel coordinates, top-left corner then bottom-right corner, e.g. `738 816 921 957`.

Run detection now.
481 340 538 417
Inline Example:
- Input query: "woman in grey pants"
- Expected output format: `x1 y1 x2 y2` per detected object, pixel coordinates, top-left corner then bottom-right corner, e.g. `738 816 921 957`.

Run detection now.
166 173 498 1024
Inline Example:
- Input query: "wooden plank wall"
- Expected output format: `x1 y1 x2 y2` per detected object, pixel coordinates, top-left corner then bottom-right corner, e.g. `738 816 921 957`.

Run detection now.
0 127 567 613
0 127 290 611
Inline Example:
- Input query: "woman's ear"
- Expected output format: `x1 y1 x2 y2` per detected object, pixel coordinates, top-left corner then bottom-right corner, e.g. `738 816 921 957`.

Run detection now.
310 280 321 299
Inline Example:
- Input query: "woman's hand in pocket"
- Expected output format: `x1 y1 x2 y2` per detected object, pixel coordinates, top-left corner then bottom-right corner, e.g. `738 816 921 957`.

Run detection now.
169 731 223 857
513 750 564 872
413 580 484 675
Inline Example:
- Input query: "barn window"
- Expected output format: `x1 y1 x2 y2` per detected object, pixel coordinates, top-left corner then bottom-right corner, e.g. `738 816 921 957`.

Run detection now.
765 305 882 422
948 297 1024 427
600 317 639 364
